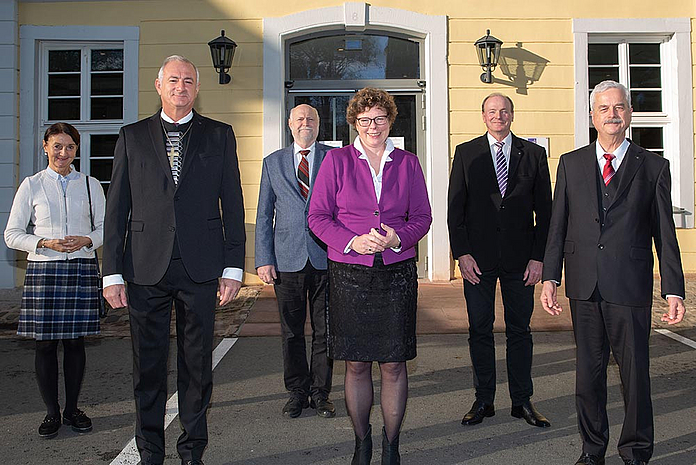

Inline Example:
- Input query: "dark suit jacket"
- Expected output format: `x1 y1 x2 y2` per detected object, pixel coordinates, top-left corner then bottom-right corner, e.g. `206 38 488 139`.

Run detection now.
255 143 330 272
447 133 552 273
542 141 685 306
103 110 245 285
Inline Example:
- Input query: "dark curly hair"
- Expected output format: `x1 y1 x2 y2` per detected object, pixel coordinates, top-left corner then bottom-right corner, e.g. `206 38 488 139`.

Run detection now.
43 122 80 145
346 87 398 127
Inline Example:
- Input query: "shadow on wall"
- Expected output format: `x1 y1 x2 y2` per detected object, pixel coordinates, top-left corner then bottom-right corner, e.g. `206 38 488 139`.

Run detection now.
494 42 550 95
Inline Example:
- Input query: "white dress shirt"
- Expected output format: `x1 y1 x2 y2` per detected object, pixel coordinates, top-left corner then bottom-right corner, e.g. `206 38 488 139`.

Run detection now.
345 136 401 253
487 132 512 169
293 142 316 181
595 138 629 173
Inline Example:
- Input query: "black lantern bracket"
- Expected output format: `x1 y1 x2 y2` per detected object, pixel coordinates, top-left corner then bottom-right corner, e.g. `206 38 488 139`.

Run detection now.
208 29 237 85
474 29 503 84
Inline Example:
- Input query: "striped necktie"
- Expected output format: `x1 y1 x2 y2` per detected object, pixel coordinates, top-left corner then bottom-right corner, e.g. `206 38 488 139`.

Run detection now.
165 128 183 185
602 153 616 186
297 150 310 199
494 141 508 196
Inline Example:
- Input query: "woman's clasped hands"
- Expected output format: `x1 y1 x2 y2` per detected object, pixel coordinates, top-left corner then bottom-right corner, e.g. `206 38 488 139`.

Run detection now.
352 223 400 255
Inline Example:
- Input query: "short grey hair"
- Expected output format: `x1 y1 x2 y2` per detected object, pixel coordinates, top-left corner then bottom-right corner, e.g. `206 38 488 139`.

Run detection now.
590 80 631 111
157 55 199 83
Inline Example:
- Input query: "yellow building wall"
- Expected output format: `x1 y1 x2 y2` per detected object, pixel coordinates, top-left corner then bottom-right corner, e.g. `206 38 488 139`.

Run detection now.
18 0 696 280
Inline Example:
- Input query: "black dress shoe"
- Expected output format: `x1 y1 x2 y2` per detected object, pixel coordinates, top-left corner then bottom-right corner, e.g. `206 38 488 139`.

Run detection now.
511 400 550 427
310 397 336 418
182 461 204 465
38 414 61 439
461 400 495 425
622 459 647 465
575 453 605 465
282 396 309 418
63 408 93 433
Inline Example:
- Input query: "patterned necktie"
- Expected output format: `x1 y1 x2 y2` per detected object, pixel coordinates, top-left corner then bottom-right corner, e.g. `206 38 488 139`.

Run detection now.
602 153 616 186
165 127 182 185
297 150 310 199
494 141 507 196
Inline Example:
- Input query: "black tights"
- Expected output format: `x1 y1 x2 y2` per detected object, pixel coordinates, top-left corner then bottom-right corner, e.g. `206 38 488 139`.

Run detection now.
35 337 86 416
344 361 408 442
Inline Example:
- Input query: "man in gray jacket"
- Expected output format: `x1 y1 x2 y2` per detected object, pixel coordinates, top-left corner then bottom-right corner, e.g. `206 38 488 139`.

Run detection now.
255 104 334 418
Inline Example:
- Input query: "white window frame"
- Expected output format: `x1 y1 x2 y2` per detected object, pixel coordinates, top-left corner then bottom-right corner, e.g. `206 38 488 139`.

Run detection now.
39 42 126 189
19 26 138 183
574 18 693 228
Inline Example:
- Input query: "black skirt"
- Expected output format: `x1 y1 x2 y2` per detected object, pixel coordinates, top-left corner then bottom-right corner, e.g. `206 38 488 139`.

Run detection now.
327 255 417 362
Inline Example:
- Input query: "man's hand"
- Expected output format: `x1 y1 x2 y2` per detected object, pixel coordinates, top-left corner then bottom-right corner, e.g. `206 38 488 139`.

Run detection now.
257 265 277 285
523 259 543 286
662 296 686 324
457 254 481 285
219 278 242 306
104 284 128 309
540 281 562 316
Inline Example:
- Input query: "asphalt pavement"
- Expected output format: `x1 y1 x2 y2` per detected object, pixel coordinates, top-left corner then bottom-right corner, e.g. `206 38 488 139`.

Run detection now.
0 280 694 465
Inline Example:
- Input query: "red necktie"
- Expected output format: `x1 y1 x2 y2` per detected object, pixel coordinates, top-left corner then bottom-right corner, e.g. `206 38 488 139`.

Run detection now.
602 153 615 186
297 150 310 199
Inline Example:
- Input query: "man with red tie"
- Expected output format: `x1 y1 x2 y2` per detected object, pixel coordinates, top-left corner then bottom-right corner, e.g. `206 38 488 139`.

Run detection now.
255 104 335 419
540 80 686 465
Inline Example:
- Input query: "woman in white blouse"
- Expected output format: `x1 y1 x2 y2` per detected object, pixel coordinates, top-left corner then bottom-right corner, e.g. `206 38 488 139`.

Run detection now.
4 122 105 439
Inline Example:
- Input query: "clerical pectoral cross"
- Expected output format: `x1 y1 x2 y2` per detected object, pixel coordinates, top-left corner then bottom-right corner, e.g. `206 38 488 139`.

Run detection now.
168 147 178 168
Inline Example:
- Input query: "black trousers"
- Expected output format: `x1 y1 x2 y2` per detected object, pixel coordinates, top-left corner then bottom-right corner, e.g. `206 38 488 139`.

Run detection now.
570 295 653 462
463 267 534 405
127 258 217 465
274 261 332 399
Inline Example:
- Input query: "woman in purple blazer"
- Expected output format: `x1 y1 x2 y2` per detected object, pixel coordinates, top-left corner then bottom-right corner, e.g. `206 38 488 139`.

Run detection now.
308 88 431 464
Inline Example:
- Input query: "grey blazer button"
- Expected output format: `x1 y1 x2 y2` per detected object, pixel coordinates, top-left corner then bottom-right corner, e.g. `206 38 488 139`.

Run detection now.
168 226 176 232
598 244 604 250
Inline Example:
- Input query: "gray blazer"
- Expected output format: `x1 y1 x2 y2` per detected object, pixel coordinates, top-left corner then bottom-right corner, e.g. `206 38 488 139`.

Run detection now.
255 143 330 272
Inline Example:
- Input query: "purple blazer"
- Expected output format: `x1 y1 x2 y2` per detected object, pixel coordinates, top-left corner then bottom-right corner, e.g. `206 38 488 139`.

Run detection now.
308 144 432 266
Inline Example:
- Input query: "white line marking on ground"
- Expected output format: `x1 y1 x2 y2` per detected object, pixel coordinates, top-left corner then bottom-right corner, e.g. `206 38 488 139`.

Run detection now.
655 328 696 349
110 337 239 465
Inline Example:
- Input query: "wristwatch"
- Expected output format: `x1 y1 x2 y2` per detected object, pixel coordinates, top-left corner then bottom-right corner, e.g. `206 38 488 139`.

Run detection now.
37 238 46 249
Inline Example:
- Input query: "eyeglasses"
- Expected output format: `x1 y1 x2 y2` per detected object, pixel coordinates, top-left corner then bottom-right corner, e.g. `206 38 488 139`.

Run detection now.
356 115 389 127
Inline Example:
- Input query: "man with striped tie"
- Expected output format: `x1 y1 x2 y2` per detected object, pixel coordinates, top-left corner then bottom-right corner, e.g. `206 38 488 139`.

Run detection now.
447 93 552 428
103 55 245 465
540 80 685 465
255 104 335 419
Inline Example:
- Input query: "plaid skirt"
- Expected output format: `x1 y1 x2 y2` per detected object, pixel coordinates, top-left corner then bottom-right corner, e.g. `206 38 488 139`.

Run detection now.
18 259 100 340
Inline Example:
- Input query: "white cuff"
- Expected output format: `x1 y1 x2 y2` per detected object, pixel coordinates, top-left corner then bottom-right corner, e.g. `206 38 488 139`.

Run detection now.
222 267 243 282
390 233 402 253
103 274 125 288
344 236 358 254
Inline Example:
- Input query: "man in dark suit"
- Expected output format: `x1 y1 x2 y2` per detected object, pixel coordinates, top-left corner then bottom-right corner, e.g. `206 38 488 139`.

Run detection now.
540 80 685 465
447 93 552 428
255 104 335 419
102 55 245 465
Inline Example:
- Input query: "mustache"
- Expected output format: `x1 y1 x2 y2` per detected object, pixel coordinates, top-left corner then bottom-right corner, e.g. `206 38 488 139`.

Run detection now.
603 118 623 124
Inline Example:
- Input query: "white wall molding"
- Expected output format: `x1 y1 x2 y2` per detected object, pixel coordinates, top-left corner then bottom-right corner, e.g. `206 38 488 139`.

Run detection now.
263 3 451 281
